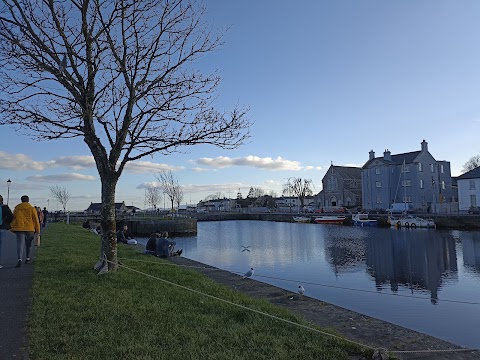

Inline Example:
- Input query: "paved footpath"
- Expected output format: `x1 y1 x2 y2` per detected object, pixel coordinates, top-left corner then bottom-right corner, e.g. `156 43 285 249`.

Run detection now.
0 230 35 360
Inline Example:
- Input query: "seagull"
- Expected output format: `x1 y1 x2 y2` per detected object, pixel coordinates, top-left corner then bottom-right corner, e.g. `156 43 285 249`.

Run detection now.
242 267 254 279
241 246 251 252
298 285 305 296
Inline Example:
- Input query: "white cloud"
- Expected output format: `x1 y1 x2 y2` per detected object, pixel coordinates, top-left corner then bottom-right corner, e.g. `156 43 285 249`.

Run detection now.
124 161 182 174
137 181 162 189
26 173 96 182
196 155 303 170
191 167 210 172
54 156 96 169
0 151 53 170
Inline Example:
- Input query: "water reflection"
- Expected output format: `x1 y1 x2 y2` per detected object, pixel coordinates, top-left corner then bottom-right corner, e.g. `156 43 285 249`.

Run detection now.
365 230 457 303
136 221 480 347
460 231 480 272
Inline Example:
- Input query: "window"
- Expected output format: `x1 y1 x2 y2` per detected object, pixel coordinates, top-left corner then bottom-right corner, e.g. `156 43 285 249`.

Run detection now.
403 195 412 203
402 179 411 187
442 181 445 190
431 164 435 172
418 163 423 172
376 181 382 188
470 180 476 190
440 164 444 174
471 194 477 207
402 165 410 173
421 196 426 205
375 168 381 175
420 179 424 189
376 196 382 204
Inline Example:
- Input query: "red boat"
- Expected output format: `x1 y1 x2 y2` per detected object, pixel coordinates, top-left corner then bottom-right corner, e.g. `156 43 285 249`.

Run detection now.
313 215 346 225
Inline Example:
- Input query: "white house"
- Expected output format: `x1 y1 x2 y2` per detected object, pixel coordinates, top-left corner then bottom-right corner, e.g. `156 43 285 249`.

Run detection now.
457 167 480 212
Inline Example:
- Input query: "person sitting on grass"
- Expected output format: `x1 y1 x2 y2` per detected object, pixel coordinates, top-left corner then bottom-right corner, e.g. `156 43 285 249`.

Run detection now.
116 224 128 244
145 230 161 256
157 231 182 258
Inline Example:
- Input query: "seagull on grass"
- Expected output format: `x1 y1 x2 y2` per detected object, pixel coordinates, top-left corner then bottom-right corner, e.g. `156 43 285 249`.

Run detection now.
243 267 254 279
298 285 305 296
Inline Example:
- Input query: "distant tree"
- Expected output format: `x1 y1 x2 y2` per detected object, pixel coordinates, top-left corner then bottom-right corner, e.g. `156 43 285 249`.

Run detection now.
268 190 278 198
174 185 184 210
204 192 224 201
145 187 162 210
155 170 183 211
49 186 71 212
247 187 264 199
0 0 250 271
283 178 314 210
462 155 480 173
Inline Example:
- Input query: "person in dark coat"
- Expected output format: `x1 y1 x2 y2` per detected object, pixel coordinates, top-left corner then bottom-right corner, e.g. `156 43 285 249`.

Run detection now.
0 194 14 268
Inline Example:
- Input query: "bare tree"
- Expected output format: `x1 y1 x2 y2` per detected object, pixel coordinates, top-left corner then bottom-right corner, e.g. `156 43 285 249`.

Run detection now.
155 170 182 211
0 1 250 271
283 178 314 211
145 186 162 210
49 186 71 212
174 184 184 210
462 155 480 173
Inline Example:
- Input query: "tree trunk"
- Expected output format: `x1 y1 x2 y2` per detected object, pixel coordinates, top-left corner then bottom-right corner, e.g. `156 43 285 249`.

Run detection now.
100 174 119 272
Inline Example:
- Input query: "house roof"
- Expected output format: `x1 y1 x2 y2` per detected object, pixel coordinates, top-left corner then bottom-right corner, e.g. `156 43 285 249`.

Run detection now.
362 150 422 168
85 202 126 211
457 166 480 180
327 165 362 180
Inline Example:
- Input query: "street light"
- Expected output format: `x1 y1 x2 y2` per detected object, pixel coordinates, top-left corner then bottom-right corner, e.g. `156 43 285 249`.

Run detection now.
7 178 11 205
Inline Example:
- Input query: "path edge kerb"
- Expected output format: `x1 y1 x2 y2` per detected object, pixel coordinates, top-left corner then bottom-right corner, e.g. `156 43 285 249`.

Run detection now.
169 256 480 360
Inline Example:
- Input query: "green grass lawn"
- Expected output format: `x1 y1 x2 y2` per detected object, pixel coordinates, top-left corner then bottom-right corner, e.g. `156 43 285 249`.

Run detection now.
29 223 372 359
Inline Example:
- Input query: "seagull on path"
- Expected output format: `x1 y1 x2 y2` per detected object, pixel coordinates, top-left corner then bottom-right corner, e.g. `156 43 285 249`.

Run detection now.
298 285 305 296
243 267 254 279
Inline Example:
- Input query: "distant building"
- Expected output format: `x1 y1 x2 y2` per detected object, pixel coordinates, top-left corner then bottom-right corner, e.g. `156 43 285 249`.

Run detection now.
361 140 454 212
456 166 480 213
85 201 129 215
315 164 362 209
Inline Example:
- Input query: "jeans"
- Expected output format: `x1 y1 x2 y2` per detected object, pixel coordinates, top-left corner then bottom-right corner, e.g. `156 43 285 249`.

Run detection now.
15 231 34 260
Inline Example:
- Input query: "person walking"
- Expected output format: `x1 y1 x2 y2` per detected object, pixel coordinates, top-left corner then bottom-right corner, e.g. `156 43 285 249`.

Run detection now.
10 195 40 268
42 207 48 228
0 194 14 269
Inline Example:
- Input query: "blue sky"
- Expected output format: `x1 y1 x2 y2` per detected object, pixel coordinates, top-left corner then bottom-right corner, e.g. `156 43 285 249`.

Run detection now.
1 0 480 211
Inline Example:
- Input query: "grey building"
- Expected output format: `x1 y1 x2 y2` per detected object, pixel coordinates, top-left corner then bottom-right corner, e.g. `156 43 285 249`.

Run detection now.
361 140 454 212
316 165 362 209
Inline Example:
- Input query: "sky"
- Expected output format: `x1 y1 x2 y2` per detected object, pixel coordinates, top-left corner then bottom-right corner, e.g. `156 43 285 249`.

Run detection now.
1 0 480 211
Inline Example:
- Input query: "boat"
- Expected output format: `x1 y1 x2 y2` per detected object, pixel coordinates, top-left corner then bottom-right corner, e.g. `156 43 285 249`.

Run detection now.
293 216 311 223
352 213 378 227
388 215 436 229
314 215 346 225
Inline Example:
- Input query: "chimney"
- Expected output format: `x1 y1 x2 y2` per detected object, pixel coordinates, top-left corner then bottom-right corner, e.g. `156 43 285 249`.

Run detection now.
421 140 428 152
383 149 391 161
369 150 375 160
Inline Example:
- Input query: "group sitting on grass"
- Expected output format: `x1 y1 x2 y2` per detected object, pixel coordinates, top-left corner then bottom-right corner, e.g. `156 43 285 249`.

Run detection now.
145 231 182 258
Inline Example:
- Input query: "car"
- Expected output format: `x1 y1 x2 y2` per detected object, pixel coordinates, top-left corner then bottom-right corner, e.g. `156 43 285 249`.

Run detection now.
468 206 480 214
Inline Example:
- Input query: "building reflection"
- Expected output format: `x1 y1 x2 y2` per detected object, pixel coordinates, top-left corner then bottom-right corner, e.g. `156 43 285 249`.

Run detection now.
322 228 458 303
365 230 457 303
460 231 480 272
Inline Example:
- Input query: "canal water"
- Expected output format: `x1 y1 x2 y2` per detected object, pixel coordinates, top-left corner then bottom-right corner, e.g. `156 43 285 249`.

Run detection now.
137 220 480 349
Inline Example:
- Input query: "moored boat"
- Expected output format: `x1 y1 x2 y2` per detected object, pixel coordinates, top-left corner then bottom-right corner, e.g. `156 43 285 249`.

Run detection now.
314 215 346 225
388 215 436 229
293 216 311 223
352 213 378 227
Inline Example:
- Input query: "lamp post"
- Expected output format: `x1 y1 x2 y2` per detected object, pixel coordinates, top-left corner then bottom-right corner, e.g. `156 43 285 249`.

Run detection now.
7 178 11 205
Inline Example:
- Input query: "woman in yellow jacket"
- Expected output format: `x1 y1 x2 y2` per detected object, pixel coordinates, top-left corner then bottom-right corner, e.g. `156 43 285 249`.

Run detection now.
11 195 40 268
